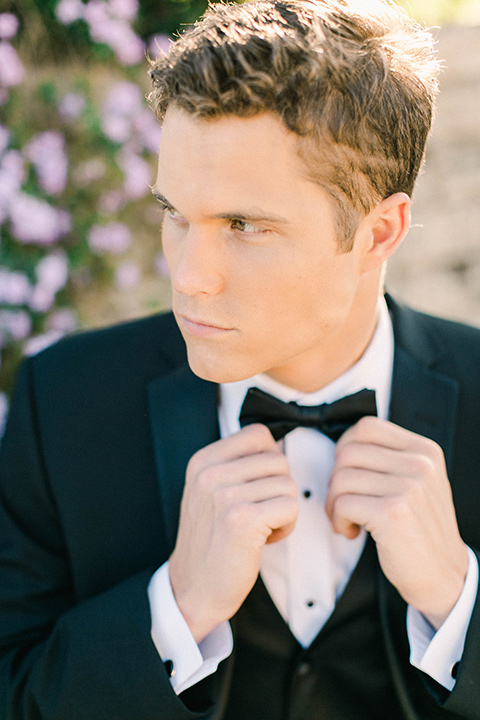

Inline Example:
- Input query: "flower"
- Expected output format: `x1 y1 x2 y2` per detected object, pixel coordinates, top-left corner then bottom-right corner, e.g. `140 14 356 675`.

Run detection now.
25 131 69 196
119 151 152 199
9 194 71 245
108 0 139 22
47 308 78 333
115 259 141 290
23 331 63 357
58 92 86 121
0 309 32 341
88 222 132 254
0 269 32 305
134 108 163 154
0 14 19 40
30 253 69 313
55 0 85 24
148 34 171 59
84 0 144 66
0 42 25 87
99 189 125 214
0 150 25 214
101 81 143 143
35 252 69 292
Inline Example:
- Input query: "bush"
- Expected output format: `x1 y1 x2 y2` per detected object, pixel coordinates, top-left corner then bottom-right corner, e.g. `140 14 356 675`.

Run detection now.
0 0 214 437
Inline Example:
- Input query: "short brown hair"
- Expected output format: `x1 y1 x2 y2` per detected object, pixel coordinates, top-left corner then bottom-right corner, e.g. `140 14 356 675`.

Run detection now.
149 0 440 249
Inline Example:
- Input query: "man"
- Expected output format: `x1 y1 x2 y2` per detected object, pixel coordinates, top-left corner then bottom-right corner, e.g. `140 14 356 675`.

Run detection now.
1 0 480 718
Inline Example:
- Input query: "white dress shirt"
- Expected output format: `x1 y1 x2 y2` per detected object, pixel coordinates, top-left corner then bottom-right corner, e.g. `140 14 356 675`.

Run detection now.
148 297 478 695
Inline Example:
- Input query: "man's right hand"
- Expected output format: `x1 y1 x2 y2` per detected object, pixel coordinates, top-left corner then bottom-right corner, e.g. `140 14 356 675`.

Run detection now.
168 423 298 643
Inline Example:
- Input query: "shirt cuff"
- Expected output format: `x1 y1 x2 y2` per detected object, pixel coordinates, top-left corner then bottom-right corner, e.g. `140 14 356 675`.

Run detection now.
407 546 479 691
147 561 233 695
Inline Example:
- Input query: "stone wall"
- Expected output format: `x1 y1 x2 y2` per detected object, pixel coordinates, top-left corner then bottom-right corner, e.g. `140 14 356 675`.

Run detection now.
387 24 480 327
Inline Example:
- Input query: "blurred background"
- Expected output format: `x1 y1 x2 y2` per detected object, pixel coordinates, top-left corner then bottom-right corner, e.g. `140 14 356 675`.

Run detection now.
0 0 480 438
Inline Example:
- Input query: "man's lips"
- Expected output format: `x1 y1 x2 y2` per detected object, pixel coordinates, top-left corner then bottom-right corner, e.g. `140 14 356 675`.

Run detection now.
179 314 234 337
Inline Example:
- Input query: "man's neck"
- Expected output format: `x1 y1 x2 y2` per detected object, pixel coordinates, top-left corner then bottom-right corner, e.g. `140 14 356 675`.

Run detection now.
264 290 382 394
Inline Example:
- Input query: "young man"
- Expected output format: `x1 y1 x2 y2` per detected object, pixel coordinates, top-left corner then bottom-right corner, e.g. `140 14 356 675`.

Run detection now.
1 1 480 718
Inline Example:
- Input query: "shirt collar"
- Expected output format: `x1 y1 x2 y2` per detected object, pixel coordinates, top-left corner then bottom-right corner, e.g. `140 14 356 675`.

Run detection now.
219 297 394 438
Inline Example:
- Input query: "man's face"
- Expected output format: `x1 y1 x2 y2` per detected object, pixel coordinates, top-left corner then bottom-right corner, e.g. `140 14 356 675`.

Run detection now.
154 107 377 391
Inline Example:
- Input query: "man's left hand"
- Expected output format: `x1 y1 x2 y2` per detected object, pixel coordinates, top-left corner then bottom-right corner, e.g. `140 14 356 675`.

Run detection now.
325 416 469 630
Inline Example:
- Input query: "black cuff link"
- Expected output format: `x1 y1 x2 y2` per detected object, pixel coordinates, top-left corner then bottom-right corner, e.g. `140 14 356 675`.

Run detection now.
164 660 176 678
450 662 459 680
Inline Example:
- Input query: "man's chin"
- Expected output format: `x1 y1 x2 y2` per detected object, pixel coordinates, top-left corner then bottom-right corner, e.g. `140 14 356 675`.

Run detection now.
185 349 252 385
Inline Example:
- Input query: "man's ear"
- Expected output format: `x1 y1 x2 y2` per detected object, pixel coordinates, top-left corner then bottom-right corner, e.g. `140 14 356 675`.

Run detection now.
360 192 410 273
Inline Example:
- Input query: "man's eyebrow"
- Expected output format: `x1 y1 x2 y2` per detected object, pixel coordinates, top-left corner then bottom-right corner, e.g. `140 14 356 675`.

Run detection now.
151 187 291 225
212 209 291 224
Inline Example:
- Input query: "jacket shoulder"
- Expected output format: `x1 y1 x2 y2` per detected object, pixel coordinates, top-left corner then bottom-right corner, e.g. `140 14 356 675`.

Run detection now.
20 311 186 407
388 295 480 373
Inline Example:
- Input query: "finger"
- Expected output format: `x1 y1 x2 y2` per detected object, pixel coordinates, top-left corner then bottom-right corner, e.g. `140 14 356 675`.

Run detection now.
335 441 408 476
329 492 381 538
188 423 279 475
253 494 299 542
325 467 390 520
215 474 298 508
197 451 291 489
336 416 427 453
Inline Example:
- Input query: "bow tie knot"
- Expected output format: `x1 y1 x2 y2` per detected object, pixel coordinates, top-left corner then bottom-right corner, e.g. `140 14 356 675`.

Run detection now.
239 387 377 441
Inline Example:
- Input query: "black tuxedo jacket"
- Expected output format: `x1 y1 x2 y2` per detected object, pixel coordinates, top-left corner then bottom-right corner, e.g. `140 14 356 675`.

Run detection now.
1 296 480 720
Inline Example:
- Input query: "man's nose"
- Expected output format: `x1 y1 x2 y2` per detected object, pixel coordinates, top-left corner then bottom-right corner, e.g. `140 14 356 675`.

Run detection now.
170 228 224 297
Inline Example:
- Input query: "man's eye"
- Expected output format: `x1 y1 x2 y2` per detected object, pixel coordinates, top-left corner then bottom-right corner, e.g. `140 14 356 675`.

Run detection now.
230 219 264 233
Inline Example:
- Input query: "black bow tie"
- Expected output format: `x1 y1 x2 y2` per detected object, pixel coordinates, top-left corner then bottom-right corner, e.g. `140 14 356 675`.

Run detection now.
239 387 377 441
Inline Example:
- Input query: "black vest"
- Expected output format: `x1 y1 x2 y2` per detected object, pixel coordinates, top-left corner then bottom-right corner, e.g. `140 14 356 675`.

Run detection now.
222 537 406 720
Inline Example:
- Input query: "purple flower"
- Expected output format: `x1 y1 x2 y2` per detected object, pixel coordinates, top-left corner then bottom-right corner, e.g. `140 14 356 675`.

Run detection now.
0 14 19 40
23 331 63 357
148 34 171 59
0 42 25 87
0 150 25 213
119 151 152 199
134 108 162 154
9 193 70 245
0 309 32 340
30 253 69 312
99 189 125 214
35 252 69 292
55 0 85 24
84 1 144 66
88 222 132 254
115 260 141 290
108 0 139 22
25 131 68 196
101 81 143 143
58 92 86 120
102 80 142 118
110 27 144 66
47 308 78 333
0 269 32 305
29 287 56 313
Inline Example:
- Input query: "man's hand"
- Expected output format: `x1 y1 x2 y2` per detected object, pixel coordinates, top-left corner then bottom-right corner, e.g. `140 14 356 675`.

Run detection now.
326 417 469 630
169 424 298 643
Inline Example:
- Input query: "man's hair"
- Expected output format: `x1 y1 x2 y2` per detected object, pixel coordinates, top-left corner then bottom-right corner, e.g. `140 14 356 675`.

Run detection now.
149 0 440 249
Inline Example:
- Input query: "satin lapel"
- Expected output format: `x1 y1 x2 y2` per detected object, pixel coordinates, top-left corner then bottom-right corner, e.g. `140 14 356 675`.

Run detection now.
379 302 460 719
148 363 219 552
389 345 459 474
